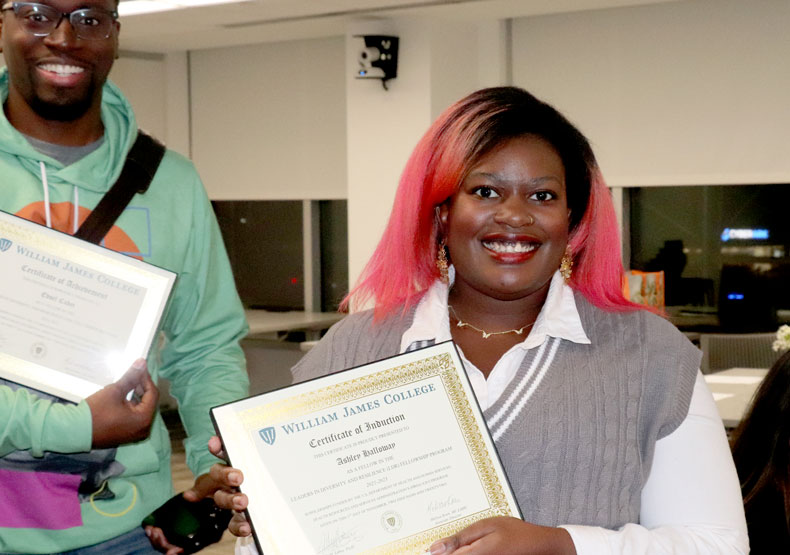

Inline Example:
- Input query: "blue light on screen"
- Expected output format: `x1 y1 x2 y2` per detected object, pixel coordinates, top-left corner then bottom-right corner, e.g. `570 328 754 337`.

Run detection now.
721 228 770 242
726 293 745 301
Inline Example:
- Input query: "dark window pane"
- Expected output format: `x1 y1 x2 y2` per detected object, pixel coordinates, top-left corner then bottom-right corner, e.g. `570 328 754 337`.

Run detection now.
629 184 790 331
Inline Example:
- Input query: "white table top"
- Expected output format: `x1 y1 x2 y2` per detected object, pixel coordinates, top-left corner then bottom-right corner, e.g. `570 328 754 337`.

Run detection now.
704 367 767 429
244 309 344 336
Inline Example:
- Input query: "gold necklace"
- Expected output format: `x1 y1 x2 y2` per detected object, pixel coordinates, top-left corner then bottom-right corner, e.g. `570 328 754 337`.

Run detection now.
448 305 536 339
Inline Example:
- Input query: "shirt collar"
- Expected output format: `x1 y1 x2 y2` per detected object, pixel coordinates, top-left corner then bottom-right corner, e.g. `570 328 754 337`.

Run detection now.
400 269 591 353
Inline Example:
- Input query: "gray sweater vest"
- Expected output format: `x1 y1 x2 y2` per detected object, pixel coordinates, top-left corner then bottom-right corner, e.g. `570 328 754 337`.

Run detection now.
291 294 700 530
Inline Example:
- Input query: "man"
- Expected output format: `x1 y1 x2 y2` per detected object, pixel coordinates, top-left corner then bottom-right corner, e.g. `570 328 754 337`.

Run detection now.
0 0 249 552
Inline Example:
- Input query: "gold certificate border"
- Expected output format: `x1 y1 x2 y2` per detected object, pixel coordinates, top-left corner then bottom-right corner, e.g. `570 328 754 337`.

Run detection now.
0 214 161 283
238 351 516 554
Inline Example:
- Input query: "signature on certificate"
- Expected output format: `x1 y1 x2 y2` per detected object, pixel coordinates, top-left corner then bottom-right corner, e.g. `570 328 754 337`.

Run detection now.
427 495 463 514
317 525 363 554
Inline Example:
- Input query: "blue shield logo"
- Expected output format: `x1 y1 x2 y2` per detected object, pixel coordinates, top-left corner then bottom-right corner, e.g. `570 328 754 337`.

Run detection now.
259 427 276 446
0 238 11 252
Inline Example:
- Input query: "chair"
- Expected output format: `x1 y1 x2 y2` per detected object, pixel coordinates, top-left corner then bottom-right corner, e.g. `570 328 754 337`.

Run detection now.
699 332 781 374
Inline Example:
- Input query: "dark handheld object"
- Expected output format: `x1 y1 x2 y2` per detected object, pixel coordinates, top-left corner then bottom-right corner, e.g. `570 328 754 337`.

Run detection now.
142 494 232 554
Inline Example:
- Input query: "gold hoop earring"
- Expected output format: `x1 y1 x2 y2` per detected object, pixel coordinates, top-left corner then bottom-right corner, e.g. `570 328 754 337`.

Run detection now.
560 248 573 283
436 241 449 284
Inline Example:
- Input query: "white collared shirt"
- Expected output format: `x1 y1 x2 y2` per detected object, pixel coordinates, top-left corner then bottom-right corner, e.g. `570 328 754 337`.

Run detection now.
401 270 588 410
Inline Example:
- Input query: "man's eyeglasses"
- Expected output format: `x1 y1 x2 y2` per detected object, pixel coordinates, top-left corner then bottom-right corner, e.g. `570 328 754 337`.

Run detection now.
0 2 118 41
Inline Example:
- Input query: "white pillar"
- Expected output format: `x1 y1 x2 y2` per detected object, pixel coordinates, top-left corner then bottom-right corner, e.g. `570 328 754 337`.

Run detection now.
164 51 191 157
345 17 510 297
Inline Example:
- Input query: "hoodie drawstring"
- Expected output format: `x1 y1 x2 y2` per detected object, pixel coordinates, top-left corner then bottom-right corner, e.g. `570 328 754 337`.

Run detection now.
39 161 80 234
73 186 79 233
39 161 52 229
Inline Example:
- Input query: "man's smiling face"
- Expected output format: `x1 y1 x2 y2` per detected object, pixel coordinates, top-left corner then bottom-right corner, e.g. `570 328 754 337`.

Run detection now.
0 0 120 122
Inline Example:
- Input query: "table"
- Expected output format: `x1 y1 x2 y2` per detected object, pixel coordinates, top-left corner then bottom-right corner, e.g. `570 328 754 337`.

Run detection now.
666 306 719 331
245 309 344 339
704 367 767 429
242 310 346 395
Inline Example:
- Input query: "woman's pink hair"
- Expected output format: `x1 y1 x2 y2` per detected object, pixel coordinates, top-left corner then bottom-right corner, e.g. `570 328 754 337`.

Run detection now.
343 87 639 319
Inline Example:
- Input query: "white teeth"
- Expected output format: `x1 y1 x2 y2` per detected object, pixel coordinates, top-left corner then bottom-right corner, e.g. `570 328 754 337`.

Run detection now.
483 241 537 253
40 64 84 76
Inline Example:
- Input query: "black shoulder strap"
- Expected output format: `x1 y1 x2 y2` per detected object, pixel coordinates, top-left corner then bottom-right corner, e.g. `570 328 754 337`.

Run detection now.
74 130 166 245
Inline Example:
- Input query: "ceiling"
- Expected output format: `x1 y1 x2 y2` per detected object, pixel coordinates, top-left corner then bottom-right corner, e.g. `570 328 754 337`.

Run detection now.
117 0 679 53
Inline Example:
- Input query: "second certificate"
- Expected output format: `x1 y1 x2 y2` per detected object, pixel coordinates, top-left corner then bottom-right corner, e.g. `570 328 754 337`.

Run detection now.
212 342 520 555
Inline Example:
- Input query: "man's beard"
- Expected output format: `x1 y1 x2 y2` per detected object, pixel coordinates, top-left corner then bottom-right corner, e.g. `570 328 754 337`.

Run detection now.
29 85 97 122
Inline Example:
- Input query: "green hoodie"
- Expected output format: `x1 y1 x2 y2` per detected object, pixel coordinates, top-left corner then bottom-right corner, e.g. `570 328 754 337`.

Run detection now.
0 68 249 553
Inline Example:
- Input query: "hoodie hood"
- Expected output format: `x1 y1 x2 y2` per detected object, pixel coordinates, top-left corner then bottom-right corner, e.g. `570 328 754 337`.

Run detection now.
0 67 138 194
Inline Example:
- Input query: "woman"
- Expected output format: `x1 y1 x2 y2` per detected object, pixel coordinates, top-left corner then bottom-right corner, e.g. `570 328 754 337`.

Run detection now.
730 349 790 553
218 87 748 554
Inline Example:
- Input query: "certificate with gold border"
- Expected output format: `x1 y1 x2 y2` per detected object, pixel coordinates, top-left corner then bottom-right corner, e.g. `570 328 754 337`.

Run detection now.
211 341 521 555
0 210 176 403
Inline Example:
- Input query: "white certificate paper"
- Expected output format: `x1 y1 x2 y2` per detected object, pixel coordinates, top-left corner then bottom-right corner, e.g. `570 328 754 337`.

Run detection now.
212 341 521 555
0 210 176 402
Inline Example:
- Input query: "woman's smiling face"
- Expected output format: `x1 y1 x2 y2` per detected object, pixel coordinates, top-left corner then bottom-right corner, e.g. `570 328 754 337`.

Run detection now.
439 135 570 302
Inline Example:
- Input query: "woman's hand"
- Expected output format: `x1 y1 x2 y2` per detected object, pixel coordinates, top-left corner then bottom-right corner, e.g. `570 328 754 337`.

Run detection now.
428 516 576 555
184 436 251 537
145 436 251 552
86 359 158 448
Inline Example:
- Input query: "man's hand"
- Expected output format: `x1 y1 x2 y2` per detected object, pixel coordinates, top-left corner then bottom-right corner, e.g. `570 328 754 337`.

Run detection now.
428 516 577 555
145 526 183 555
86 359 158 449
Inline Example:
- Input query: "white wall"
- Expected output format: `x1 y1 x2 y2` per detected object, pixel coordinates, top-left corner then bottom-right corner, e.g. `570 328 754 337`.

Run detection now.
345 19 433 288
345 17 509 287
162 52 190 157
111 54 167 142
428 19 507 120
189 37 347 200
512 0 790 186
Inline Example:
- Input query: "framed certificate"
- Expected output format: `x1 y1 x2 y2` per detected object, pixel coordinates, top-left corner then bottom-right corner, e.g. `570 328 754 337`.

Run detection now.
0 210 176 402
211 341 521 555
